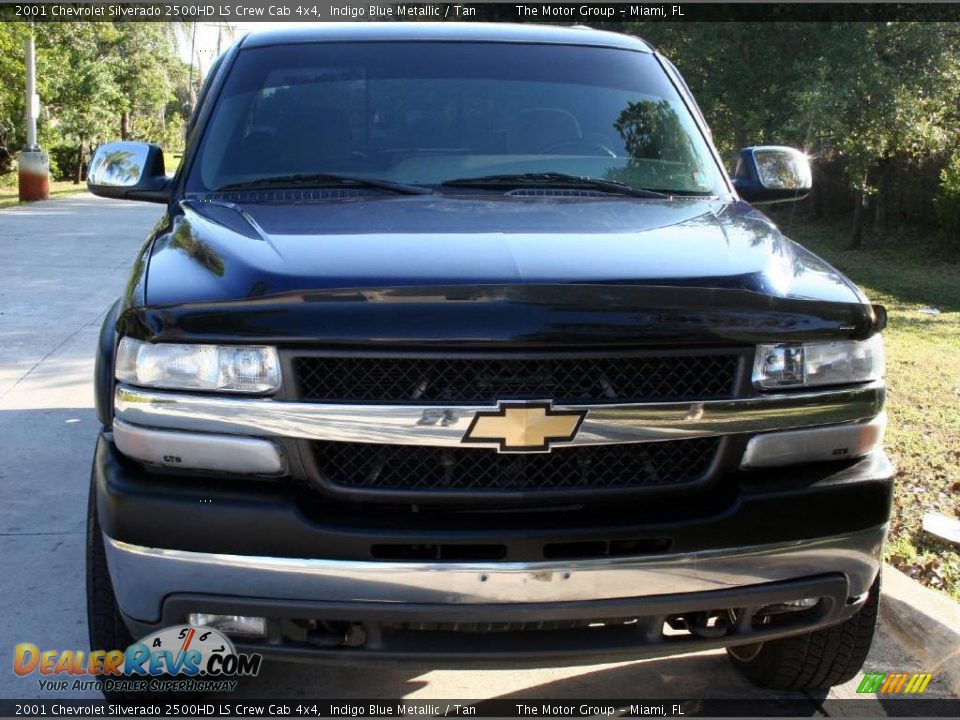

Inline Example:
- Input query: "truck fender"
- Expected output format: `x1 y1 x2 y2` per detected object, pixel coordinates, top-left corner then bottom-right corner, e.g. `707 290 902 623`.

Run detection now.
95 299 122 428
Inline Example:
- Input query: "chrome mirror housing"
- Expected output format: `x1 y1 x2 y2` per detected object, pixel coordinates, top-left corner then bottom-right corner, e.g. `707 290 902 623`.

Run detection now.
87 141 170 203
733 146 812 204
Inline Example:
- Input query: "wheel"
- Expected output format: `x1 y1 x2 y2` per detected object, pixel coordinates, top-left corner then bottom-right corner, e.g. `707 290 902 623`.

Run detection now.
726 574 880 690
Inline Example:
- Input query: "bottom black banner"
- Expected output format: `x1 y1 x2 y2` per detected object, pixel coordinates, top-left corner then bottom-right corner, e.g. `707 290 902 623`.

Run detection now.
3 699 960 718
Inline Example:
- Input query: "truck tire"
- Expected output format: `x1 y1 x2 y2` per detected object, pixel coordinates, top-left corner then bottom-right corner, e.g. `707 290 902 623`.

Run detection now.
86 468 136 665
726 574 880 690
87 469 191 701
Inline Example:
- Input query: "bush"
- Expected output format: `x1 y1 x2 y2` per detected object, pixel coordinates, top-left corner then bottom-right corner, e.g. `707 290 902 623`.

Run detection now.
935 152 960 235
48 143 79 182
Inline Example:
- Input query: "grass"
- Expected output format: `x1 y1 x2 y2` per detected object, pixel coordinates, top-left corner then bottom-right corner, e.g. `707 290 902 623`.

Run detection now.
770 210 960 601
0 176 89 210
0 150 183 210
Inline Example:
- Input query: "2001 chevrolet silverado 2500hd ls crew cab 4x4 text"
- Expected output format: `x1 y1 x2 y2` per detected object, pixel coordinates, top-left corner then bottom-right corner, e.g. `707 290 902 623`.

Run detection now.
86 23 891 691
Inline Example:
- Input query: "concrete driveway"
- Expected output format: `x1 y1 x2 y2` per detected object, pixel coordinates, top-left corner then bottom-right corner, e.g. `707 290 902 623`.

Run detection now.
0 194 946 703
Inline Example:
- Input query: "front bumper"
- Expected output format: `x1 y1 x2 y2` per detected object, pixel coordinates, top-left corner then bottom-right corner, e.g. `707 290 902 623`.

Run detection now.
118 574 871 664
94 433 894 564
104 526 886 621
106 527 885 621
95 429 892 662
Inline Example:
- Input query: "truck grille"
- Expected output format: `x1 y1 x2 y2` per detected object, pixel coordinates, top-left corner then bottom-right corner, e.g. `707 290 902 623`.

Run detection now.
293 353 739 404
310 437 719 494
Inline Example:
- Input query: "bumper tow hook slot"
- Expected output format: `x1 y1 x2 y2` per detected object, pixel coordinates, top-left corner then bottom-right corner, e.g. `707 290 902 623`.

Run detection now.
306 622 362 648
688 611 731 639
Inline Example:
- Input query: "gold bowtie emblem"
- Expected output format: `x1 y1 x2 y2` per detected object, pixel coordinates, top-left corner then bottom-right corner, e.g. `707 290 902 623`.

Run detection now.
462 402 587 453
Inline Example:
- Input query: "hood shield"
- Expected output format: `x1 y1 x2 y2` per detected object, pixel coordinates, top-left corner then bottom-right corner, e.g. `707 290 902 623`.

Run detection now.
121 282 877 347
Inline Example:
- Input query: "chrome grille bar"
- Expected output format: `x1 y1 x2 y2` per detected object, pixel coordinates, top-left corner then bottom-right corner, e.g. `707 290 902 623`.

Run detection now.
114 382 884 449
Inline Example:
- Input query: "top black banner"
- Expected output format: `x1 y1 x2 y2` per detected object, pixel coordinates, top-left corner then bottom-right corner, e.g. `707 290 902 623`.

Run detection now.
2 698 960 717
4 2 960 23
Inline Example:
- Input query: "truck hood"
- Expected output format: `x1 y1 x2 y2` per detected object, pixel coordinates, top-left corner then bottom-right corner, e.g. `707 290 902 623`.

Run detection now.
130 196 875 346
149 196 862 303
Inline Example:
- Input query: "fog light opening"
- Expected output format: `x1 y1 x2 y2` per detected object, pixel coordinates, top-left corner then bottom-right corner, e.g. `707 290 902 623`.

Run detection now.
188 613 267 638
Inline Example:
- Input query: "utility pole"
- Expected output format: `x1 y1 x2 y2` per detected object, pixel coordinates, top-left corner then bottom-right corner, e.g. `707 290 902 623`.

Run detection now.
187 23 198 112
18 27 49 201
25 31 38 150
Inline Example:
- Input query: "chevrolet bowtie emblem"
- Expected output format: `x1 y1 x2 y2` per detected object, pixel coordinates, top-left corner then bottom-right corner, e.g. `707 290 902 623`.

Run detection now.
462 401 587 453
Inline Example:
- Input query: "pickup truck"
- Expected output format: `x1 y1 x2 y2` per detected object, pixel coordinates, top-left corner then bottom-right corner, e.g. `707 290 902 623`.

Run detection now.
86 23 891 691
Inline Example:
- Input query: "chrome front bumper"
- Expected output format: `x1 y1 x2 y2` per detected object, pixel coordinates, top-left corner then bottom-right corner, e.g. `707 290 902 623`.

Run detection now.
105 525 886 623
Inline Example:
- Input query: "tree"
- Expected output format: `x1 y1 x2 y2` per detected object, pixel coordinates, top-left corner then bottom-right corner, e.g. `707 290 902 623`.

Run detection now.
35 24 121 182
102 23 180 141
796 23 960 246
615 21 960 247
0 23 29 173
619 22 821 162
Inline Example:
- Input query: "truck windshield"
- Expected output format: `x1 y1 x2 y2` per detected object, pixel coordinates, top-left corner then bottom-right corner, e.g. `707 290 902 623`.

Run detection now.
187 42 725 197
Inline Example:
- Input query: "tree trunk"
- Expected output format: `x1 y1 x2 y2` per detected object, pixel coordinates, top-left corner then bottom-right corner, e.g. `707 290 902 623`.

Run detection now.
121 111 130 141
811 166 824 220
0 144 12 175
73 140 84 185
82 143 94 181
874 159 890 230
850 171 869 249
733 34 751 151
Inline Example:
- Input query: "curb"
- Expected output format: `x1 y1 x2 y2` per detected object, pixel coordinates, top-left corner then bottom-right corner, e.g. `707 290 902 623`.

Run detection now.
879 563 960 694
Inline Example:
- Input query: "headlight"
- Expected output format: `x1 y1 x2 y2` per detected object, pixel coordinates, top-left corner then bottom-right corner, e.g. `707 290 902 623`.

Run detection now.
753 335 884 389
116 338 280 393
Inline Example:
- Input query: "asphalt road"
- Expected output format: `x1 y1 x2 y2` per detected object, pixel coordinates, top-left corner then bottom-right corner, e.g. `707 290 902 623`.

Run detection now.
0 193 945 703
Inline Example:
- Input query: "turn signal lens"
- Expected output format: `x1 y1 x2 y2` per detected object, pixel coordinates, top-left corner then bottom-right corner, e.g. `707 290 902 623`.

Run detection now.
116 338 280 393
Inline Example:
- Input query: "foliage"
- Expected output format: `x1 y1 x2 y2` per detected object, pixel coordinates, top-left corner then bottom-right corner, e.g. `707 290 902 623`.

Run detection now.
616 23 824 161
0 22 29 173
37 24 122 147
0 22 193 179
615 21 960 243
49 143 82 182
105 23 186 140
935 151 960 233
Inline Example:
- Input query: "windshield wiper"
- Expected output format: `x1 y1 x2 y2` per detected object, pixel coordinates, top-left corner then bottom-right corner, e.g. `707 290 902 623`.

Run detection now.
216 173 433 195
441 172 671 199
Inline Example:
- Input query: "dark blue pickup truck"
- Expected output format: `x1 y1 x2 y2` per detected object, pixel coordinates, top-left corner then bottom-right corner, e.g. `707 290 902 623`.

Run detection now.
86 23 890 691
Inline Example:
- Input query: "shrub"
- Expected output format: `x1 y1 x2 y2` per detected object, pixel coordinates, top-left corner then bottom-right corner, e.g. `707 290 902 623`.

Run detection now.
48 143 79 182
935 152 960 235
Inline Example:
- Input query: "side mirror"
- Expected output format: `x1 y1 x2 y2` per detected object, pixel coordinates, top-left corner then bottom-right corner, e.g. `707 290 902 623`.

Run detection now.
87 141 171 203
732 146 812 204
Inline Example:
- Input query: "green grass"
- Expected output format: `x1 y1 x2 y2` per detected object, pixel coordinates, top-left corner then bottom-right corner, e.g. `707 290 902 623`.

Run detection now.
770 212 960 600
0 176 89 210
